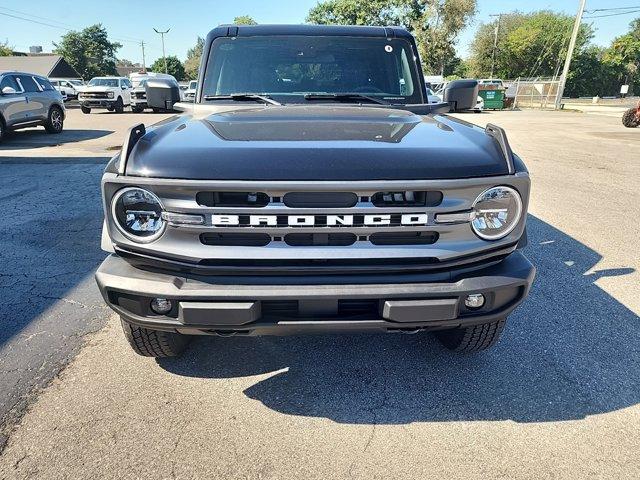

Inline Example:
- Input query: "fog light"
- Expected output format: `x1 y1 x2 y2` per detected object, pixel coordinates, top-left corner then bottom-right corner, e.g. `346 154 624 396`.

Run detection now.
464 294 485 309
150 298 172 315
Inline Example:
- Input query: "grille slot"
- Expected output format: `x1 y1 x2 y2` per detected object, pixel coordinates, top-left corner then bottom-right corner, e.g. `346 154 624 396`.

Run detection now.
371 191 443 207
261 299 379 318
369 232 439 246
196 191 269 207
283 192 358 208
201 233 271 247
284 233 357 246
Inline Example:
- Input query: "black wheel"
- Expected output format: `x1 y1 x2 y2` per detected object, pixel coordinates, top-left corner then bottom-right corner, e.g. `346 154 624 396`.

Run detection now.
152 107 161 113
0 117 5 143
435 318 506 353
622 108 640 128
81 106 91 114
114 97 124 114
132 106 144 113
44 106 64 134
120 318 190 358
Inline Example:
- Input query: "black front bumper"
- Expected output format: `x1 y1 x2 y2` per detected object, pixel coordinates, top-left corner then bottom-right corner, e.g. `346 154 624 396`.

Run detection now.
80 99 116 108
95 251 535 336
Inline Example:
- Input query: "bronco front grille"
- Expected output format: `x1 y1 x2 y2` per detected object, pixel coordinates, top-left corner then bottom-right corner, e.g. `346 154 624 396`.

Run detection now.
104 176 529 272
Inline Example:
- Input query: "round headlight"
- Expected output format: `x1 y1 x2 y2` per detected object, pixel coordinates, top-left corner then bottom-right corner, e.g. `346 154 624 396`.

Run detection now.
111 187 165 242
107 91 114 99
471 186 523 240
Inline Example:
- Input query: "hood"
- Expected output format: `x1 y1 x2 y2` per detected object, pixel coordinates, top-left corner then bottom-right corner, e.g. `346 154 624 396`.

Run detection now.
125 105 511 181
79 85 118 92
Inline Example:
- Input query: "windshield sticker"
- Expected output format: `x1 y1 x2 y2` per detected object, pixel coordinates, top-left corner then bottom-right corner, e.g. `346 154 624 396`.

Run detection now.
385 45 393 53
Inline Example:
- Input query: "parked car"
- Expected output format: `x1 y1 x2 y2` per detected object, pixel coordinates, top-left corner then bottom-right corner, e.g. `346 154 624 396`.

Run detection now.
129 72 179 113
96 24 534 359
0 71 65 142
184 80 197 101
50 78 81 100
77 76 132 114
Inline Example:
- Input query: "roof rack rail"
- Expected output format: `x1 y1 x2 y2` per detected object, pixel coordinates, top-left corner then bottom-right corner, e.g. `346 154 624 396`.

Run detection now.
485 123 515 174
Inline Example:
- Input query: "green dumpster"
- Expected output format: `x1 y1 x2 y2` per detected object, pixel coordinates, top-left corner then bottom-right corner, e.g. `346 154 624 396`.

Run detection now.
479 89 505 110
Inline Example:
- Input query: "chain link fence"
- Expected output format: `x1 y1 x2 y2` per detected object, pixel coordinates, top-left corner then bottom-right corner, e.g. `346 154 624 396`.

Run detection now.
509 78 561 109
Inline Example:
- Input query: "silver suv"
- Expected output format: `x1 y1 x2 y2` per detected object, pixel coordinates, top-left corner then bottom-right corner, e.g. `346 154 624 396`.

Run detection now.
0 71 66 142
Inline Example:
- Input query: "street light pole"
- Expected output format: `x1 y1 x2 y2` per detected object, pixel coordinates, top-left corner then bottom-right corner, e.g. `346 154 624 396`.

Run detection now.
554 0 586 109
153 28 170 74
140 41 146 72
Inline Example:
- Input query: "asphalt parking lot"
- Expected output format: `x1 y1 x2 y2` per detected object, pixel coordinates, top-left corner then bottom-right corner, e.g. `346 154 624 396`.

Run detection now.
0 106 639 478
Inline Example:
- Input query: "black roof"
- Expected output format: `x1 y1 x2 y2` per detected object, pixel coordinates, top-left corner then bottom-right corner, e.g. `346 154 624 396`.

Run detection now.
207 24 413 41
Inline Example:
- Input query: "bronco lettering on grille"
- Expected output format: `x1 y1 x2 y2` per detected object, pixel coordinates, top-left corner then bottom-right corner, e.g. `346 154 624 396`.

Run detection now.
211 214 428 227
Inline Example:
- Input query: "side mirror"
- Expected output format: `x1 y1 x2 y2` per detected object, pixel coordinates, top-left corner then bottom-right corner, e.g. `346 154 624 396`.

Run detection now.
121 85 127 90
145 79 181 112
1 86 17 95
443 79 480 112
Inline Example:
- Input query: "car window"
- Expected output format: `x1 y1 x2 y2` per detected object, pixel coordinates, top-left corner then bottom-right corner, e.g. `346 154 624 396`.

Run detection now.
35 77 55 91
203 35 423 103
88 78 119 87
0 75 21 92
122 79 132 88
16 75 41 93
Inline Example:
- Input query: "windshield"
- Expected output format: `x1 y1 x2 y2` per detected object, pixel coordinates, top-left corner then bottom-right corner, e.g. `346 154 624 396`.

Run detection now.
202 35 422 103
88 78 119 87
131 79 147 88
69 80 83 86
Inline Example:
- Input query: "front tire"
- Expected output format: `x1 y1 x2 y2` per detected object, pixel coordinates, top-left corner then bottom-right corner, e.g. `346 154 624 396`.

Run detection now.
0 118 5 143
120 318 190 358
131 106 144 113
81 106 91 114
114 97 124 114
435 318 506 353
622 107 640 128
44 106 64 134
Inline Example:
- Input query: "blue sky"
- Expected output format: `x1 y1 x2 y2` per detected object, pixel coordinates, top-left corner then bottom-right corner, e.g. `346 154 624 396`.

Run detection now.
0 0 637 65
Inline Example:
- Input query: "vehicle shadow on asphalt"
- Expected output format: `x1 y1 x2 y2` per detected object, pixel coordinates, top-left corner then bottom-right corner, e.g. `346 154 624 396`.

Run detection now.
158 215 639 424
0 162 110 350
0 129 112 150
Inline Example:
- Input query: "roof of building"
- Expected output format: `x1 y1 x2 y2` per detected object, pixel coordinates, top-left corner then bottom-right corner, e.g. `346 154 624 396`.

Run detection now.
0 55 81 79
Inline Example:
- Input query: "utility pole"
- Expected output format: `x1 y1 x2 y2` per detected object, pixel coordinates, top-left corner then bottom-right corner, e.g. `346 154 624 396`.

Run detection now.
153 28 170 74
489 14 502 79
554 0 586 109
140 41 146 72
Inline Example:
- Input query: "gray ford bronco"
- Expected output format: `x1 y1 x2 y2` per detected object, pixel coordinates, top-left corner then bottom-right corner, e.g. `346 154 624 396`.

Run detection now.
95 24 535 358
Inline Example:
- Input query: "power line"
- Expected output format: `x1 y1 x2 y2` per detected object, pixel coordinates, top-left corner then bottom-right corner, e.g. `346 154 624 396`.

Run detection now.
584 9 640 18
585 5 640 12
0 8 143 44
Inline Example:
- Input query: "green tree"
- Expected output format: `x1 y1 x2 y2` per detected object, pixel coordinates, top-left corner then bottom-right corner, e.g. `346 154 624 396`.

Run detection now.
184 37 204 80
53 24 122 79
565 46 625 97
411 0 477 75
234 15 258 25
307 0 477 75
307 0 410 26
603 18 640 94
468 11 593 80
150 55 185 80
0 42 12 56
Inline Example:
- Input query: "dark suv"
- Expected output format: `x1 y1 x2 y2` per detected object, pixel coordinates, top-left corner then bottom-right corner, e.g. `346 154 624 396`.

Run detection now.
96 25 535 358
0 71 65 142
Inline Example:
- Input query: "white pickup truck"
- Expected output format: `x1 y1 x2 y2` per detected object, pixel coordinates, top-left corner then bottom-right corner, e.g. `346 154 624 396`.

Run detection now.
77 77 132 114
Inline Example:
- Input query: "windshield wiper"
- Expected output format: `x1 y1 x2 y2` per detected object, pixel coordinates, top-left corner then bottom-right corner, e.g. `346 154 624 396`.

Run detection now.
303 93 389 105
203 93 281 105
